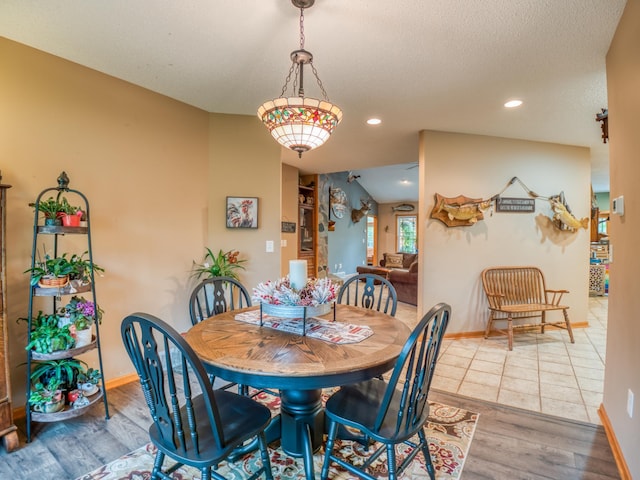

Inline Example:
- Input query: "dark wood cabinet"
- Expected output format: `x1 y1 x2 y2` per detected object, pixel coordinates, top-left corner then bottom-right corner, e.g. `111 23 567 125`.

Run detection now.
0 182 19 452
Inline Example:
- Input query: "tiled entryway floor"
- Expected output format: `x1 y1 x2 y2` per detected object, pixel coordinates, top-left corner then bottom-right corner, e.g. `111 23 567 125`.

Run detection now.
431 296 608 424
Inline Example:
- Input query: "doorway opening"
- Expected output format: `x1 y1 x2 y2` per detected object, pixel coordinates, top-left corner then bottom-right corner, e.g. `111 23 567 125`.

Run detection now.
366 215 377 266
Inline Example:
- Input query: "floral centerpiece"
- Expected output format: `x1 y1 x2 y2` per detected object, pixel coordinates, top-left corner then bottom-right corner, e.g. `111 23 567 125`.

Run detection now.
252 277 337 318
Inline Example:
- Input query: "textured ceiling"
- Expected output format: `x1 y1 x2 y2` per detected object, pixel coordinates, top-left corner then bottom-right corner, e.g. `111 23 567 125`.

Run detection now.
0 0 625 202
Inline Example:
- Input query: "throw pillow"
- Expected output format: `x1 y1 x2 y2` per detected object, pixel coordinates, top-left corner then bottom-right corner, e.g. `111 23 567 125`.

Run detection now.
384 253 404 269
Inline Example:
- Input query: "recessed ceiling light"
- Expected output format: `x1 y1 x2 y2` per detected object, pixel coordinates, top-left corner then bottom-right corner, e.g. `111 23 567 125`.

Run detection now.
504 100 523 108
367 118 382 125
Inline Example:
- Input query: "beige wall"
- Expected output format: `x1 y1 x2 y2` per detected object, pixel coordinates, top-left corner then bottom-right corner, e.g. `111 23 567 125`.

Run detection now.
419 131 590 334
0 37 210 400
208 113 282 289
0 38 283 406
604 1 640 476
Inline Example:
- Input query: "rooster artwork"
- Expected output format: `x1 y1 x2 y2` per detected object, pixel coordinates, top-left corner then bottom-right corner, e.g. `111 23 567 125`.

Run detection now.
226 197 258 228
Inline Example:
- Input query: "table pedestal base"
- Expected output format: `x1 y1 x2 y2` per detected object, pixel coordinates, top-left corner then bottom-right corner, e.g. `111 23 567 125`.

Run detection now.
280 389 324 479
227 389 324 479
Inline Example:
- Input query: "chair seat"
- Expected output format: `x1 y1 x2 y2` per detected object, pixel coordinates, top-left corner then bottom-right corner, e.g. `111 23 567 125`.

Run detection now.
492 303 568 313
150 385 272 467
325 379 429 444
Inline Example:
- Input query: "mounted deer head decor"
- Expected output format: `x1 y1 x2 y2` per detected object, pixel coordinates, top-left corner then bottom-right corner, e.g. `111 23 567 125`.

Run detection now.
351 199 371 223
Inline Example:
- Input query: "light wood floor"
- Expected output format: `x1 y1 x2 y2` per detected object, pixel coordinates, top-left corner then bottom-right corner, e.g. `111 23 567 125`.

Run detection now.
0 381 620 479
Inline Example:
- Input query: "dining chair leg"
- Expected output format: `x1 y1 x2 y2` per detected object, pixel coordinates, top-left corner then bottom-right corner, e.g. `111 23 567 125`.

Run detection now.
418 428 436 480
201 467 211 480
257 432 274 480
321 420 339 480
387 443 397 480
152 451 166 479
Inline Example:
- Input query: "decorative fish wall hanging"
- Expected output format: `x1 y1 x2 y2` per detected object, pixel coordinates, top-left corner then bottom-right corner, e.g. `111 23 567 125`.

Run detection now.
430 193 493 227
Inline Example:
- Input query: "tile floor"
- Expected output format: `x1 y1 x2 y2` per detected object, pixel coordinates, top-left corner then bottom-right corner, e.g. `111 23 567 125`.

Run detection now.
427 296 608 424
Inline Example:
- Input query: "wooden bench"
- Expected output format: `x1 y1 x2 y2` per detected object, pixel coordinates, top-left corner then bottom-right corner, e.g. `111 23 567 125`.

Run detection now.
481 266 575 350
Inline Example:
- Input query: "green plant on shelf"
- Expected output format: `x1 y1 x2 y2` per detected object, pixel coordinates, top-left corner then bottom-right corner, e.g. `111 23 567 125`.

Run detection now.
24 251 75 286
28 377 63 409
18 311 75 354
30 358 88 393
24 249 104 287
68 251 104 284
76 367 101 385
59 295 103 329
32 197 63 221
58 196 81 215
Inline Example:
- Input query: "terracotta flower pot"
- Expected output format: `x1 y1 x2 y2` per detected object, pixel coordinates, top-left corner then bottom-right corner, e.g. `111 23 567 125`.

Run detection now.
61 212 82 227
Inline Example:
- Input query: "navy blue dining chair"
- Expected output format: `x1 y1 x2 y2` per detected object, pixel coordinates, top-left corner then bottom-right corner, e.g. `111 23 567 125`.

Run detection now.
189 276 252 393
337 273 398 316
321 302 451 480
189 276 252 325
121 312 273 480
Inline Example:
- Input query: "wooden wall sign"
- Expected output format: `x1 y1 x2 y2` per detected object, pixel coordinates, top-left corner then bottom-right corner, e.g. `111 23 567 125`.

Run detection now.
281 221 296 233
496 197 535 213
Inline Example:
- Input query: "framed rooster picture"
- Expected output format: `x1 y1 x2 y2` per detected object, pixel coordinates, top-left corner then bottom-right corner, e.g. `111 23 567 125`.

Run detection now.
226 196 258 229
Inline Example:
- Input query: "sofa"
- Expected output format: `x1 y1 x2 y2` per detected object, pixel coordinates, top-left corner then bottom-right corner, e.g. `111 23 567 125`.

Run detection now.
357 252 418 305
388 263 418 306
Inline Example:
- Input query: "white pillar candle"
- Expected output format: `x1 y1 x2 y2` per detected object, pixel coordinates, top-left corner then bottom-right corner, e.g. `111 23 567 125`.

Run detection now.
289 260 308 290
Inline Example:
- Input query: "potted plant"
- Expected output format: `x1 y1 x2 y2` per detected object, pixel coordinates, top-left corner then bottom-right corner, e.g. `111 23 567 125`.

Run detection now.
191 248 246 280
59 296 103 347
33 197 64 226
24 252 75 287
29 377 65 413
68 251 104 285
76 367 101 396
19 311 75 354
30 358 88 396
58 197 83 227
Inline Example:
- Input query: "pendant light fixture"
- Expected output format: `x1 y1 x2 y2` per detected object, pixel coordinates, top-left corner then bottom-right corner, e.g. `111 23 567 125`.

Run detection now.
257 0 342 158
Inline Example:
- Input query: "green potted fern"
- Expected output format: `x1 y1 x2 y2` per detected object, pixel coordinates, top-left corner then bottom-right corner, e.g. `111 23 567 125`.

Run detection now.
191 248 246 280
34 197 63 226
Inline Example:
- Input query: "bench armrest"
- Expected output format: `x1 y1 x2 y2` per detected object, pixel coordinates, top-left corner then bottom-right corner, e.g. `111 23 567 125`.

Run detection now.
546 289 569 306
486 292 506 309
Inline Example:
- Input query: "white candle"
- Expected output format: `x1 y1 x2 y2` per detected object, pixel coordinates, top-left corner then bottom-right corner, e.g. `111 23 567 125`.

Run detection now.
289 260 308 290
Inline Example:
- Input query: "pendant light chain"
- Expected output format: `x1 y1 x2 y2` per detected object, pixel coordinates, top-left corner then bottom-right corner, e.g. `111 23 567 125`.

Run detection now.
299 7 306 50
311 63 330 102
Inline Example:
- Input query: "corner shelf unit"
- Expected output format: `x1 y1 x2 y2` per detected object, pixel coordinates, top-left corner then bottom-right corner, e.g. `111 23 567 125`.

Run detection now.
24 172 109 442
298 175 318 277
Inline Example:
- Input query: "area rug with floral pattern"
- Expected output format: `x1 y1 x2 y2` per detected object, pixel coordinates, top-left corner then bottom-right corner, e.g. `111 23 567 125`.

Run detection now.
76 392 478 480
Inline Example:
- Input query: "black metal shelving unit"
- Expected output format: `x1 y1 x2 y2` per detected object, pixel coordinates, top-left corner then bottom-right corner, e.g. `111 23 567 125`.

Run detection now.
24 172 109 442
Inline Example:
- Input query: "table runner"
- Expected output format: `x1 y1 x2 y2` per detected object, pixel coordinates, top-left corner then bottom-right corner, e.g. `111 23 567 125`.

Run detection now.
234 309 373 344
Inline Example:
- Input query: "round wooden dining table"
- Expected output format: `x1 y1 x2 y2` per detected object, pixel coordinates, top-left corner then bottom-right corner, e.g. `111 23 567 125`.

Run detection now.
183 304 411 479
